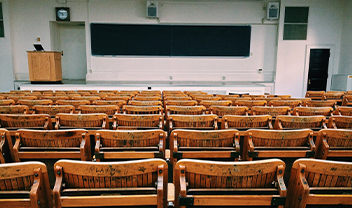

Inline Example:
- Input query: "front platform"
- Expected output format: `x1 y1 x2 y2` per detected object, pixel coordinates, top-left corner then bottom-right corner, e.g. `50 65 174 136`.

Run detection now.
16 81 272 95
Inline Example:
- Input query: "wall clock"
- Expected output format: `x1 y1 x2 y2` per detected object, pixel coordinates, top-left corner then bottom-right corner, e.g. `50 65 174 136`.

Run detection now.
56 7 70 21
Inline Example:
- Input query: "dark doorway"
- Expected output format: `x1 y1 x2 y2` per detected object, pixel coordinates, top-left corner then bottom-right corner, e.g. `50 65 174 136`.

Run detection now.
307 49 330 91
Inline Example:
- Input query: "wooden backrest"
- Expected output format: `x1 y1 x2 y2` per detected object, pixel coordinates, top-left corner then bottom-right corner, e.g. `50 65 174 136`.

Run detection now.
267 95 291 98
174 158 285 188
0 128 14 163
253 97 281 102
7 95 37 103
0 105 29 114
215 94 240 99
168 114 218 129
293 107 333 116
40 96 69 102
244 129 314 160
77 90 98 94
316 129 352 159
56 100 90 108
96 129 166 148
282 98 311 102
166 106 206 117
235 100 267 107
14 129 90 161
305 100 337 108
171 129 239 148
92 100 126 107
242 94 266 98
33 105 75 116
221 97 251 102
323 92 345 99
72 96 101 103
190 94 213 99
195 96 221 103
96 92 116 99
104 95 131 103
251 106 291 117
199 100 232 109
123 105 163 114
66 94 81 99
221 115 273 129
305 91 325 99
55 113 108 129
268 100 302 108
164 100 197 106
210 106 248 116
342 95 352 106
335 106 352 116
0 99 15 106
140 90 161 95
133 96 161 101
113 114 164 129
275 115 326 130
78 105 119 115
129 100 163 106
163 96 191 101
286 159 352 208
327 115 352 129
18 99 53 108
0 114 52 129
0 161 52 207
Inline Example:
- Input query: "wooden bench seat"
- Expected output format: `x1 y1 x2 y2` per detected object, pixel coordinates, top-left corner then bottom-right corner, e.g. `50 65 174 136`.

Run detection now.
55 113 108 130
221 115 273 130
174 159 286 208
113 114 164 130
316 129 352 159
53 159 168 208
274 115 327 130
0 114 53 131
286 159 352 208
0 128 14 163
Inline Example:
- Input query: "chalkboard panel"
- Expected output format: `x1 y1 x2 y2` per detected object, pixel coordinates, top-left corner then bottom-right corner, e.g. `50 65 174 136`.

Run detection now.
91 23 251 57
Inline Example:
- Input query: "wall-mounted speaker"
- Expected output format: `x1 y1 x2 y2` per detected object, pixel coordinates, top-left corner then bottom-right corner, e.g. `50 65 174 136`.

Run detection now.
267 2 280 20
147 1 158 18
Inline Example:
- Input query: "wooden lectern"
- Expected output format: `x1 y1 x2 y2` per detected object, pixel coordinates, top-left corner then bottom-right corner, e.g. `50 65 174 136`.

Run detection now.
27 51 62 83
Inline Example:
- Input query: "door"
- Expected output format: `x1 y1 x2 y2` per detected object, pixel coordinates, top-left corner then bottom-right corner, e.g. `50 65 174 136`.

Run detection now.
307 49 330 91
58 23 87 80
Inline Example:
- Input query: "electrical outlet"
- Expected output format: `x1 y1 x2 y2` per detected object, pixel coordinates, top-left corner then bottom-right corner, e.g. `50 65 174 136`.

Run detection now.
258 69 263 74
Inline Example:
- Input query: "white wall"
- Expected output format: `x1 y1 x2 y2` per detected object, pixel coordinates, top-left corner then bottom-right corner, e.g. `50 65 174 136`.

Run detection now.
339 0 352 75
0 0 15 92
86 0 278 83
275 0 344 97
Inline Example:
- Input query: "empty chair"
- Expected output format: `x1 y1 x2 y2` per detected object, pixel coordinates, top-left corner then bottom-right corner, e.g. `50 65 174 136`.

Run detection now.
78 105 119 115
327 115 352 129
14 129 90 161
163 96 191 101
215 94 240 99
242 94 266 98
0 114 53 130
0 128 14 163
53 159 167 208
77 90 97 94
285 159 352 208
216 97 252 104
0 99 15 106
335 106 352 115
33 105 75 116
253 97 281 102
92 100 127 108
96 92 116 99
243 129 315 161
140 90 161 95
293 106 333 116
199 100 232 112
170 129 240 165
18 99 53 110
65 93 81 99
267 95 291 99
235 100 267 108
316 129 352 159
164 100 197 110
56 100 90 109
0 105 29 114
210 106 249 116
94 129 166 161
55 113 108 130
72 96 101 103
305 90 325 100
251 106 291 117
0 161 52 208
341 95 352 106
113 114 164 130
194 96 221 103
168 114 218 133
323 91 344 102
7 95 37 104
40 95 69 102
275 115 327 130
305 100 337 108
269 100 302 108
221 115 273 130
129 100 163 106
133 96 161 101
166 106 206 118
123 105 163 114
174 159 286 208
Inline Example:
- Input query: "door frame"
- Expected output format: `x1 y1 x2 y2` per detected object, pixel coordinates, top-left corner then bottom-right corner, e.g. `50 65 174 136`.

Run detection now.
303 44 335 95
